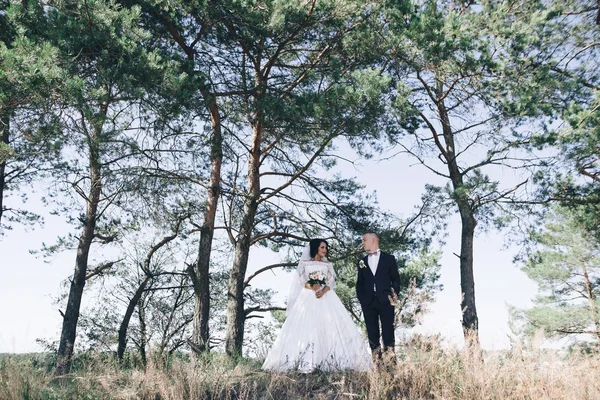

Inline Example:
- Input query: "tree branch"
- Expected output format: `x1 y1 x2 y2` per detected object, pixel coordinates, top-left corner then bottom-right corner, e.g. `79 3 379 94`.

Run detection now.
85 259 123 280
244 306 286 317
244 262 297 288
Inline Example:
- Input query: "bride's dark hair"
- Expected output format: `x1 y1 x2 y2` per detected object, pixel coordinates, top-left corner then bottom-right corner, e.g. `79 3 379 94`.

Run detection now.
309 238 328 258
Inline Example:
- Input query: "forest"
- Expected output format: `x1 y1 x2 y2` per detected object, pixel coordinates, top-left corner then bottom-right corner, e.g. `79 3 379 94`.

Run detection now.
1 0 599 398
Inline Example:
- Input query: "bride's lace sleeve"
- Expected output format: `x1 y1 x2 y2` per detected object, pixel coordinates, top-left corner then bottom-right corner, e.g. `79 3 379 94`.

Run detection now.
326 262 336 290
297 260 308 283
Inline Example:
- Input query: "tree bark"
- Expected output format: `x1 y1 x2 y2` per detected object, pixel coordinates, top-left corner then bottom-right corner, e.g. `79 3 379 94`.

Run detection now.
224 214 254 356
457 203 479 345
138 301 148 366
225 84 263 356
434 79 480 350
580 258 600 343
156 14 222 354
117 275 150 360
189 92 222 353
55 121 103 375
117 215 185 359
0 110 9 226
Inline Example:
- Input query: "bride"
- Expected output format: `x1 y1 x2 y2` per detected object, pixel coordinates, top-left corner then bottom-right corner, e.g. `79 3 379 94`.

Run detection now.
262 239 373 373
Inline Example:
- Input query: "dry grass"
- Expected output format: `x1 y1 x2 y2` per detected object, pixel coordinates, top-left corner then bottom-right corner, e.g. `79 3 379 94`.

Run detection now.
2 344 600 400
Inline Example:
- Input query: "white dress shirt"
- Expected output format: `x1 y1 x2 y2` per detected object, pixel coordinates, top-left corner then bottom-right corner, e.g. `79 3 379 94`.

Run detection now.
368 249 381 292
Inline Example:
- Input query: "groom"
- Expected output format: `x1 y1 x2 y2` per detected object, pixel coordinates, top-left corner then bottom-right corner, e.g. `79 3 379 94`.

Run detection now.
356 231 401 362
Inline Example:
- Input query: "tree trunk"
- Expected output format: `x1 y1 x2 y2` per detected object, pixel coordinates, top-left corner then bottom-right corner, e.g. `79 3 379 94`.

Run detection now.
118 217 184 360
0 110 9 226
189 92 222 353
159 21 224 352
435 79 481 350
138 301 148 367
580 259 600 343
55 125 103 375
224 219 253 356
117 275 150 360
457 202 479 345
225 97 263 357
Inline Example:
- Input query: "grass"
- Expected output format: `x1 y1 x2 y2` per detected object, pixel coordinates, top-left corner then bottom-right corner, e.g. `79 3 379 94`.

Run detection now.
1 343 600 399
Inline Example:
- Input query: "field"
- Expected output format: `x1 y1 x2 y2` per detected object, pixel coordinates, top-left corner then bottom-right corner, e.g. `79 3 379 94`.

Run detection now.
2 342 600 400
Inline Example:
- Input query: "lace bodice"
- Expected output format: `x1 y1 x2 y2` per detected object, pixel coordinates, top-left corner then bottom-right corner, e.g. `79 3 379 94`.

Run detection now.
297 260 336 290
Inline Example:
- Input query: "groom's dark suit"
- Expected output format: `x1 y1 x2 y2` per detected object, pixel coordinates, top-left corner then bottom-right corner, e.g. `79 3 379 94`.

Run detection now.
356 251 401 352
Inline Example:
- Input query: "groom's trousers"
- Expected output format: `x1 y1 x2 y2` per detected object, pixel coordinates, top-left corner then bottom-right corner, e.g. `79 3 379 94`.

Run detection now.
362 295 395 352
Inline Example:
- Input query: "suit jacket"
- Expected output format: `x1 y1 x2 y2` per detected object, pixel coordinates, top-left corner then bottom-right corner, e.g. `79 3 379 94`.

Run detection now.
356 251 401 306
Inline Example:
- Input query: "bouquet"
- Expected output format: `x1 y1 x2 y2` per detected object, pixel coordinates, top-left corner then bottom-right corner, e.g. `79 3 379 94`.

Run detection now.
307 271 326 287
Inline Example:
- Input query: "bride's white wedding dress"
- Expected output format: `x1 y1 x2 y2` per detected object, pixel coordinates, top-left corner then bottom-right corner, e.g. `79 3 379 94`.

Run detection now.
262 259 373 373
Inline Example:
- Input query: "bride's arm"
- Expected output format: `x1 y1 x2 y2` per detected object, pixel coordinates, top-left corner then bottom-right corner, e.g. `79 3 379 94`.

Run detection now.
321 262 336 293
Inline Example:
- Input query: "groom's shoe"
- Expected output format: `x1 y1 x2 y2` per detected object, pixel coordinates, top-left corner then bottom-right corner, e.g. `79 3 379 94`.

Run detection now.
371 348 382 361
371 347 383 369
382 346 397 370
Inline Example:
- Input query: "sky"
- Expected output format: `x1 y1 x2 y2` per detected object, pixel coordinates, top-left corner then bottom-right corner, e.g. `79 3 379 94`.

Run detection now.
0 146 539 354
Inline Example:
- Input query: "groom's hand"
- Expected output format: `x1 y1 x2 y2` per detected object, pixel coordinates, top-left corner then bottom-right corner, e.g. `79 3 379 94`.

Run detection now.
388 288 399 306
